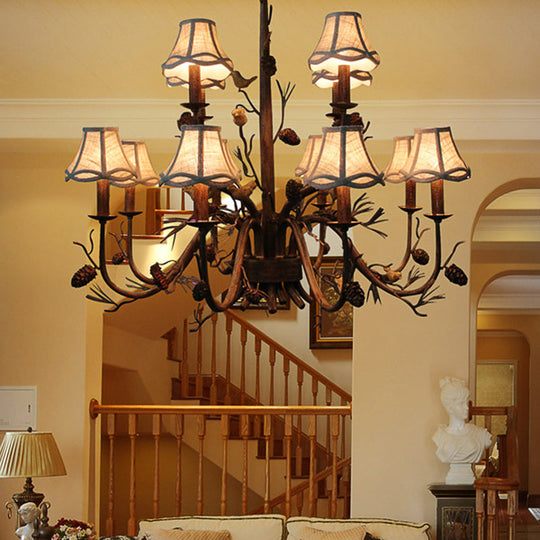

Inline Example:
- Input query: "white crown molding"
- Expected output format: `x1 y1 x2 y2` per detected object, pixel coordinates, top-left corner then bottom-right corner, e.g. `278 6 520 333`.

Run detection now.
1 98 540 141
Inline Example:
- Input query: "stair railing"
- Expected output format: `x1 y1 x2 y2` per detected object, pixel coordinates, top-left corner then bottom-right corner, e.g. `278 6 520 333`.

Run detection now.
90 400 351 537
471 405 519 540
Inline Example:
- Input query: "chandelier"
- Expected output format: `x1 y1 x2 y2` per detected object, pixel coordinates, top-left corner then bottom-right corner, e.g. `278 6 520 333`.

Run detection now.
67 2 470 325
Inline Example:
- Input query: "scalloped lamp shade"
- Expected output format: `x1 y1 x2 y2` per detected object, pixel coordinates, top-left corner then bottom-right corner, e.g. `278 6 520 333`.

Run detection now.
312 70 372 90
303 126 383 189
160 125 241 188
403 127 471 183
384 135 413 184
65 127 137 186
0 431 66 479
121 141 160 186
309 12 380 78
162 18 233 89
295 135 322 177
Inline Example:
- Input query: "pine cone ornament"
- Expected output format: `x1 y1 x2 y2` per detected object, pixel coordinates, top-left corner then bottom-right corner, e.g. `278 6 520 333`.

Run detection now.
445 264 468 286
261 55 277 76
111 252 126 265
232 106 247 127
150 263 168 290
412 248 429 265
285 179 303 205
343 281 365 308
278 128 300 146
192 281 210 302
71 265 97 288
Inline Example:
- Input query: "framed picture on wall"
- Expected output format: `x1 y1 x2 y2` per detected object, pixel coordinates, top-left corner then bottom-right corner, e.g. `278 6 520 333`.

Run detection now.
309 257 353 349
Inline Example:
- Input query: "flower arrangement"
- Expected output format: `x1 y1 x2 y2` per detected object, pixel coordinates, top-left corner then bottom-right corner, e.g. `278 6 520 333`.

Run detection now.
52 518 96 540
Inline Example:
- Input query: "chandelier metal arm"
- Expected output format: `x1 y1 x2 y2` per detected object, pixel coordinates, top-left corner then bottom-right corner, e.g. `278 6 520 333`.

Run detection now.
195 218 254 312
393 208 420 273
121 212 157 285
279 186 317 219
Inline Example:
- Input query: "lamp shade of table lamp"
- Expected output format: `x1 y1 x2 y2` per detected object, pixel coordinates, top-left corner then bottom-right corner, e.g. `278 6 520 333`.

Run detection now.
0 430 66 508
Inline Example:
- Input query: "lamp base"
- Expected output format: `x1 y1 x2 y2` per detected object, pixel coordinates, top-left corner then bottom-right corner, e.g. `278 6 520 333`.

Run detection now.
12 477 45 509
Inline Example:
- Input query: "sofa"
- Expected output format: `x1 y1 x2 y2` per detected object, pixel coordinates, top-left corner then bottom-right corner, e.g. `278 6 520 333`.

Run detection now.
100 514 431 540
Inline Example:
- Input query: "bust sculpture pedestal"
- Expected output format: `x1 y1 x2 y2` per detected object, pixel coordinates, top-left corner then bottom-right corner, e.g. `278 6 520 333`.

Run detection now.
429 484 477 540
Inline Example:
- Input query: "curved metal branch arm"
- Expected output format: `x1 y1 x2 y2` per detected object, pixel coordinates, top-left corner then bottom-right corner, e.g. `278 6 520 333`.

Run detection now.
122 213 155 285
73 229 99 268
196 218 254 312
288 219 348 312
223 185 260 220
279 185 317 219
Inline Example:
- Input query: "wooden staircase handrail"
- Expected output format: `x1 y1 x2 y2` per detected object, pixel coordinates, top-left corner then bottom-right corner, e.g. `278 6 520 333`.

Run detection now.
90 399 351 418
225 311 352 403
250 457 351 515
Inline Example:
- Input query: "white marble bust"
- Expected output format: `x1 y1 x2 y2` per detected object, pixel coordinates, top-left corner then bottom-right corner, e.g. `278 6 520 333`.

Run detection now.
15 502 40 540
433 377 492 484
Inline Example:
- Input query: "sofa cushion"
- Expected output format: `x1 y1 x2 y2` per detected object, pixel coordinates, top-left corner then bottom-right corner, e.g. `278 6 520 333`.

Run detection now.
298 525 367 539
138 515 286 540
286 518 430 540
146 530 232 540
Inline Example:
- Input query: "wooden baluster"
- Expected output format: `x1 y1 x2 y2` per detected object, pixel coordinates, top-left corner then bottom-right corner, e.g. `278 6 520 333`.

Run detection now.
283 356 290 405
105 414 115 536
308 415 317 517
196 307 203 396
225 315 233 404
325 388 332 468
486 488 497 540
264 415 272 514
152 414 161 518
476 488 485 540
485 415 492 436
197 415 206 515
269 347 276 405
127 414 137 536
255 336 262 403
284 414 293 518
507 489 518 540
174 415 184 516
330 415 339 518
295 491 304 517
296 367 304 477
340 398 347 459
241 414 250 514
182 319 189 398
221 415 229 516
312 378 318 406
210 313 218 404
342 464 351 519
240 326 247 404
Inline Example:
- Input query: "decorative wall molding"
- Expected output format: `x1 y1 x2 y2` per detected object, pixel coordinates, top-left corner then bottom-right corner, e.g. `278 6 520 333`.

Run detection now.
1 98 539 142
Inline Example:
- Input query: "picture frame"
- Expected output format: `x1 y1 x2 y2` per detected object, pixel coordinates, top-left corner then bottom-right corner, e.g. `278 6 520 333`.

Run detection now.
309 257 353 349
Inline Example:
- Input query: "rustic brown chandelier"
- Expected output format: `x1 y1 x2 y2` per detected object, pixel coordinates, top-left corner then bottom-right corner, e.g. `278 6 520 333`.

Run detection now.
67 2 470 322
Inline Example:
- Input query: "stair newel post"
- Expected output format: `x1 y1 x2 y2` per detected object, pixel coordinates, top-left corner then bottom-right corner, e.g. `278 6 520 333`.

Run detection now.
284 414 293 518
225 315 233 404
181 319 189 398
241 414 250 514
330 415 340 519
296 367 304 478
269 347 276 405
283 356 290 405
210 313 218 404
127 413 137 536
254 336 262 403
152 414 161 518
174 415 184 516
220 414 230 516
197 414 206 515
196 306 204 396
340 397 347 459
263 414 272 514
507 489 518 540
240 325 248 404
105 414 116 536
308 415 317 517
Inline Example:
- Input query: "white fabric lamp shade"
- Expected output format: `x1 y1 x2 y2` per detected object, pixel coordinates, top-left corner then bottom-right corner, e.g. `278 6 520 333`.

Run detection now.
295 135 322 177
303 126 383 189
403 127 471 183
221 139 241 181
309 12 380 77
65 127 137 187
312 70 372 89
0 431 66 478
121 141 160 186
162 19 233 89
384 135 413 184
160 126 241 188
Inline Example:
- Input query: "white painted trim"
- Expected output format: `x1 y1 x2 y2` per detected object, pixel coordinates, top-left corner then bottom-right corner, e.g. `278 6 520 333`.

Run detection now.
1 98 539 141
